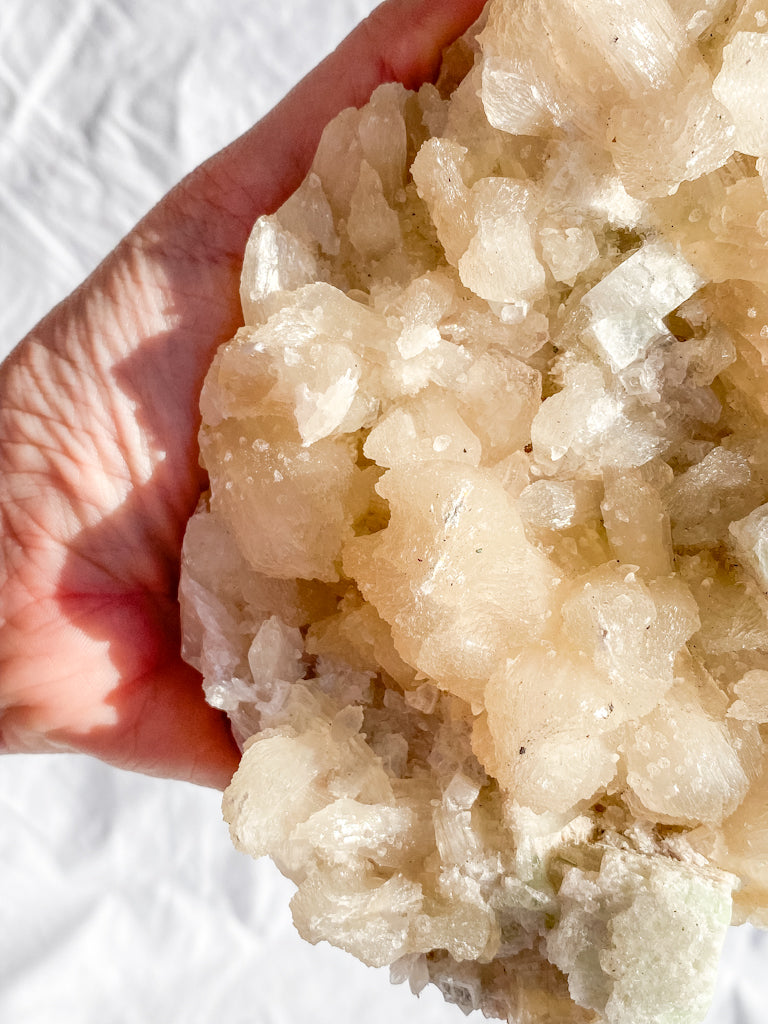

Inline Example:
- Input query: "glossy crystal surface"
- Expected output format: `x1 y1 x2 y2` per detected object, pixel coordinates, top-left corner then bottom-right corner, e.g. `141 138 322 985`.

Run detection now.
181 3 768 1021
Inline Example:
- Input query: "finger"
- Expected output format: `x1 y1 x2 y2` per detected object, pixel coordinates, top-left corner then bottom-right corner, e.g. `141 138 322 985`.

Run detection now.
354 0 488 92
116 0 486 470
175 0 487 237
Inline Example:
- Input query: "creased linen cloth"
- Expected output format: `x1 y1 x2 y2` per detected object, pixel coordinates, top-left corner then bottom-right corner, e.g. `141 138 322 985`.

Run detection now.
1 2 767 1022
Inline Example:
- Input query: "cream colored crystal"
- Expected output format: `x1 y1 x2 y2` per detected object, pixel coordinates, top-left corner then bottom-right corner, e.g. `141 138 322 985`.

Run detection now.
713 33 768 157
180 2 768 1022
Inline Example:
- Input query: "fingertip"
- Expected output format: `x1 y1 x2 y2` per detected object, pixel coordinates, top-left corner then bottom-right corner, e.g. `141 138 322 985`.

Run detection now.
362 0 488 89
186 0 489 226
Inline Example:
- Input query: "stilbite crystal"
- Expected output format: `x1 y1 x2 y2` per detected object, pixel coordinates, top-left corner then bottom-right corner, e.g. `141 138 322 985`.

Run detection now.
180 1 768 1022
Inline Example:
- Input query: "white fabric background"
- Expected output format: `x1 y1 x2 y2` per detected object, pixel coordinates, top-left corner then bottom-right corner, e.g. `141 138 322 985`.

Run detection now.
1 2 767 1022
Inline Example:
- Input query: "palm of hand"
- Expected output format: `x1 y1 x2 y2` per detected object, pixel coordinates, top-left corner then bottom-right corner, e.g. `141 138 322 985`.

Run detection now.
0 0 486 787
0 194 247 786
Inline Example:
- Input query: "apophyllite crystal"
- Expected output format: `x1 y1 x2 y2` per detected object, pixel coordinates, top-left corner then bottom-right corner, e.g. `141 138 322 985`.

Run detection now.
179 2 768 1021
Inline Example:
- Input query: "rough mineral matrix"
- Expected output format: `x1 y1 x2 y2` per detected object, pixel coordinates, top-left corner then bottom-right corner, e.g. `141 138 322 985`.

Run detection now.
180 2 768 1021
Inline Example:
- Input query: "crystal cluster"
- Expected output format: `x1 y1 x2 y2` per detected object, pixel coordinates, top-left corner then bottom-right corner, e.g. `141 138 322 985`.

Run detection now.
180 2 768 1021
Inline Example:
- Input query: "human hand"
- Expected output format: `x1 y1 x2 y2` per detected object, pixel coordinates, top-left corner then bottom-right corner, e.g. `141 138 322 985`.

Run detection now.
0 0 487 789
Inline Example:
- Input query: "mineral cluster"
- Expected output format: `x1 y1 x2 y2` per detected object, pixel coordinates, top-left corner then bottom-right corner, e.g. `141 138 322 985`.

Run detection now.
180 1 768 1021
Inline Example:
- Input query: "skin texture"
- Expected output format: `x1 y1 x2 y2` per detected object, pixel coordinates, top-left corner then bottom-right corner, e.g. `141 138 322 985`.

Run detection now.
0 0 487 789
